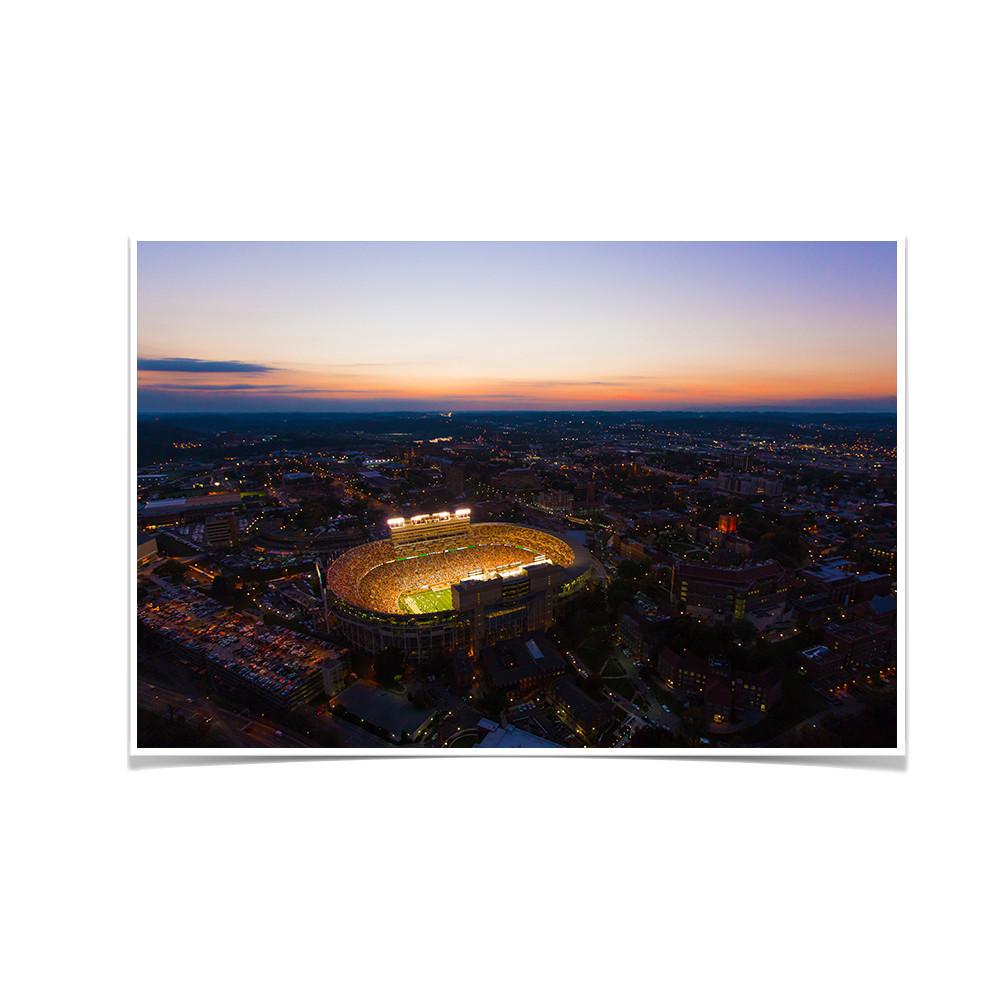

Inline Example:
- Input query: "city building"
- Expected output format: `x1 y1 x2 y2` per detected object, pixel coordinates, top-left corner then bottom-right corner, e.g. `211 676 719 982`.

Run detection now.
617 600 671 664
138 491 246 528
855 571 893 601
320 651 349 696
254 518 364 556
657 648 782 718
444 462 465 496
656 647 711 696
716 471 782 496
797 644 845 684
717 513 739 534
205 513 239 549
863 535 897 571
480 634 567 698
494 468 542 492
720 449 752 471
332 680 437 744
667 559 790 624
549 678 612 744
617 535 656 563
801 557 858 606
823 620 892 669
137 531 158 568
476 719 561 749
861 593 897 627
452 560 563 654
537 489 574 513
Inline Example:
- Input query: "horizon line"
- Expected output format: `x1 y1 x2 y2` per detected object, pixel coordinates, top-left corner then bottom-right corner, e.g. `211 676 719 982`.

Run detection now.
138 406 898 416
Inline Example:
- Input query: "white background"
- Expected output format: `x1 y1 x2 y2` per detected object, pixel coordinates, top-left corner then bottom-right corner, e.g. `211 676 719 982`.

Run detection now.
3 2 996 998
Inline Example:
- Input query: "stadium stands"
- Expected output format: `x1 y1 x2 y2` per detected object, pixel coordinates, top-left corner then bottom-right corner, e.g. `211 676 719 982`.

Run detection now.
325 521 589 663
327 523 576 615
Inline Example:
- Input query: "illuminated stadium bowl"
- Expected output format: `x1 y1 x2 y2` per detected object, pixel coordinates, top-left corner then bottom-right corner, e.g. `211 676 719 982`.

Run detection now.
326 515 592 662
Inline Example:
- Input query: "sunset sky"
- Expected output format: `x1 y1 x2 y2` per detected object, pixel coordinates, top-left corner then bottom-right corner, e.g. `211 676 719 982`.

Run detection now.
137 241 897 412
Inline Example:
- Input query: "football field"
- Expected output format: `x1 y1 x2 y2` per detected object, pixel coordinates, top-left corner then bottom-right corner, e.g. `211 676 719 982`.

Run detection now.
402 587 454 614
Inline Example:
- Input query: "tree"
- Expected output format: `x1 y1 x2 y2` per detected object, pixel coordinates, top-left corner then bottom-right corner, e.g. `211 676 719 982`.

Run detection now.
606 577 638 612
617 558 646 582
563 586 610 645
417 649 450 683
158 558 188 582
211 574 236 600
629 725 677 748
374 647 404 687
679 704 706 746
757 526 806 567
475 689 507 719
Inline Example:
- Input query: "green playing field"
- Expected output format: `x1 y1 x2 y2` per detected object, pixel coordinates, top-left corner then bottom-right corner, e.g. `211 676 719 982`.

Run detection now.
402 588 454 614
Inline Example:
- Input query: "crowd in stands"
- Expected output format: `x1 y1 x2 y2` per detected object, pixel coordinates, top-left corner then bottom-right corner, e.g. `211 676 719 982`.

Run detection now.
472 523 574 565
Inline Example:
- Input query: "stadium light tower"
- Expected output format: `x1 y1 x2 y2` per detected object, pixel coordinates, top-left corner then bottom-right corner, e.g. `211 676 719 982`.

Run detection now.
314 561 330 634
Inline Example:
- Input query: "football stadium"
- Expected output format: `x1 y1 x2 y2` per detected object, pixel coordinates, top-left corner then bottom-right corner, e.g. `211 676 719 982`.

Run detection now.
326 510 592 661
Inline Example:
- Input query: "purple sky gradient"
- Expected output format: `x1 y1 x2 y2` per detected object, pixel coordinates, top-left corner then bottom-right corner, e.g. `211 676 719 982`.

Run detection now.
138 241 897 412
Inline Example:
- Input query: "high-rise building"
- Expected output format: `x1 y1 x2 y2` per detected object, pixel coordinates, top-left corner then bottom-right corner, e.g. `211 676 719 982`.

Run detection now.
445 462 465 497
320 652 348 696
538 489 573 512
721 450 752 471
716 472 782 497
205 513 238 549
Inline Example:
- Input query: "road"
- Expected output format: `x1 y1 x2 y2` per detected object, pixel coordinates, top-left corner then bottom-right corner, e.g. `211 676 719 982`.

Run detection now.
138 680 310 749
136 647 392 749
605 645 679 733
604 689 649 727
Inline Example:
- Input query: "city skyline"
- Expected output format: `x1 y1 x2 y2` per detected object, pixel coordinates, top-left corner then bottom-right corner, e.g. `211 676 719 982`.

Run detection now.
137 241 897 413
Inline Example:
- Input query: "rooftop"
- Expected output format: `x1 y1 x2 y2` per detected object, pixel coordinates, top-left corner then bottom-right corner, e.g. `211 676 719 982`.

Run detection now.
869 594 897 616
334 681 436 741
481 634 566 688
477 722 561 749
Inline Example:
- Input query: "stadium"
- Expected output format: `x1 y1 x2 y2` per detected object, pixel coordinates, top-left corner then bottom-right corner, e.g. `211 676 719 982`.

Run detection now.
326 509 593 662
